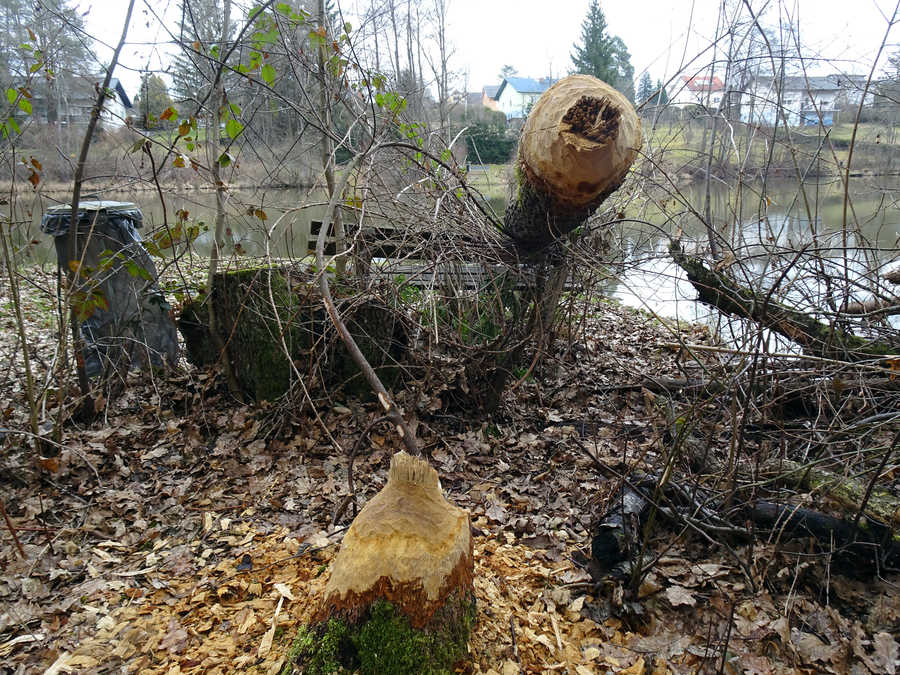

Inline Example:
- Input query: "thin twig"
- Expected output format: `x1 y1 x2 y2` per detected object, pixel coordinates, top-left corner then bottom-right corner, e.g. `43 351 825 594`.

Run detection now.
315 153 420 455
0 498 25 559
509 615 521 672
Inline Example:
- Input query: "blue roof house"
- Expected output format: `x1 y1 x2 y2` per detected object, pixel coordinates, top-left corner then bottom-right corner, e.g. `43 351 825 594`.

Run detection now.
494 77 556 120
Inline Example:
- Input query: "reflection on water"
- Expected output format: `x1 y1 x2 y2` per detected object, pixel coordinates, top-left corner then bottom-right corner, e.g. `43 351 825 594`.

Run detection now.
604 178 900 331
11 177 899 334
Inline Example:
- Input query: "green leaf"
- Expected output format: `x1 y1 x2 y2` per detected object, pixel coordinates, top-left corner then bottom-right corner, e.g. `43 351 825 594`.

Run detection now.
261 63 276 85
7 117 19 135
217 152 232 167
229 102 241 116
276 2 291 15
225 118 243 139
6 88 15 105
17 98 31 115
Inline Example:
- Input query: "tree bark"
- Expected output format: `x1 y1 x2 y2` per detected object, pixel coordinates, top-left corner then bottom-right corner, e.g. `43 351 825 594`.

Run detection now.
591 474 900 578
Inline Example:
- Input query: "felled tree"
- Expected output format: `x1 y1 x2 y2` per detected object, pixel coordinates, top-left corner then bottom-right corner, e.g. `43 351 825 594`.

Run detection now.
505 75 641 253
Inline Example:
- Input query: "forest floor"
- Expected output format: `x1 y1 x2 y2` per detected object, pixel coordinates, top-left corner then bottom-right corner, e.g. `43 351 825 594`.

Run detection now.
1 268 899 674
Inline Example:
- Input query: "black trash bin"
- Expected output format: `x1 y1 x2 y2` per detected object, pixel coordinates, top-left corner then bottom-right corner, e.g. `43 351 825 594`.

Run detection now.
41 200 179 377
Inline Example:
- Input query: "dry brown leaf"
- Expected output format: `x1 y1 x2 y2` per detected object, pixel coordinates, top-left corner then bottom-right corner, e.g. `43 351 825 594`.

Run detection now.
873 632 899 675
618 656 646 674
665 585 697 607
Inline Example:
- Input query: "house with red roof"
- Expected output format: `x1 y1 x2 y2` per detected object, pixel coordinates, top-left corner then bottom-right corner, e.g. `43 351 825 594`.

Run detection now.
669 74 725 109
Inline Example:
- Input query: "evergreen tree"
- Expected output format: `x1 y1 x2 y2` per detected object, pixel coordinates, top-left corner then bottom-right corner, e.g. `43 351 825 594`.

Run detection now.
637 72 654 104
499 65 516 81
0 0 94 124
570 0 635 101
169 0 236 116
653 79 669 106
133 73 174 128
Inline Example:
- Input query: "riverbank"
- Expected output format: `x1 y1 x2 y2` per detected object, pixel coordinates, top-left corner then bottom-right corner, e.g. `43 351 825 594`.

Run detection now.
642 119 900 181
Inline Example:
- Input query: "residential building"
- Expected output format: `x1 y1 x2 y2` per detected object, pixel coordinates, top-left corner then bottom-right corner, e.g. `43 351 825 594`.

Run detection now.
740 74 870 126
494 77 556 120
30 77 134 128
482 84 500 111
669 75 725 109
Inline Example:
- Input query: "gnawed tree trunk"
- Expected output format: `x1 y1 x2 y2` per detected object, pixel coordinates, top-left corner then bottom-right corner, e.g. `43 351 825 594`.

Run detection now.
282 78 640 670
670 241 900 360
287 452 474 673
504 75 641 255
472 75 642 412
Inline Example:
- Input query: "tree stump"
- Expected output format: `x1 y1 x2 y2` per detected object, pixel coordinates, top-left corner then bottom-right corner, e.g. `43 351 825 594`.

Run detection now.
465 75 642 413
178 266 409 401
287 452 474 674
504 74 642 256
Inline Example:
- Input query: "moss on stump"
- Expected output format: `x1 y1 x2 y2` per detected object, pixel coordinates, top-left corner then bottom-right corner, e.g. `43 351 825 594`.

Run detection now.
285 452 475 674
284 599 474 675
177 266 408 400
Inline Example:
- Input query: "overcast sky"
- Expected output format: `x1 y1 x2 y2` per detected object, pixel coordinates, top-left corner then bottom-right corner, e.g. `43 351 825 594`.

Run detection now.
85 0 900 99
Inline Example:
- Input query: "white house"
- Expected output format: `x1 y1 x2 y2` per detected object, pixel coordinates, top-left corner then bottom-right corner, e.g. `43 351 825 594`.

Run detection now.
740 74 870 126
494 77 555 120
669 75 725 109
99 78 134 128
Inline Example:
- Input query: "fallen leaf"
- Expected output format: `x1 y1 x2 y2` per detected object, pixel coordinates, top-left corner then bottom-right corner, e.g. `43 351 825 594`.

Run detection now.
665 585 697 607
873 632 898 675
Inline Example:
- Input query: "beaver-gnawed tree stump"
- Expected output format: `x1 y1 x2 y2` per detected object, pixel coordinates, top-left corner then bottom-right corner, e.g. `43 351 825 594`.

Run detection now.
286 452 474 674
464 75 642 413
504 74 642 256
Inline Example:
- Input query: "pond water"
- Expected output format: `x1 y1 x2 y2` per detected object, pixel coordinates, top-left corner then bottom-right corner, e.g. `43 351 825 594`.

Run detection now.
607 177 900 326
12 176 900 333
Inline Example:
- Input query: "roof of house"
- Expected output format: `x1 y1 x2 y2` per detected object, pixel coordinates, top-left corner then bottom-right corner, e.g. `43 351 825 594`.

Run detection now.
466 92 483 107
483 84 500 99
495 76 556 99
109 78 133 109
751 74 867 92
681 75 725 92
